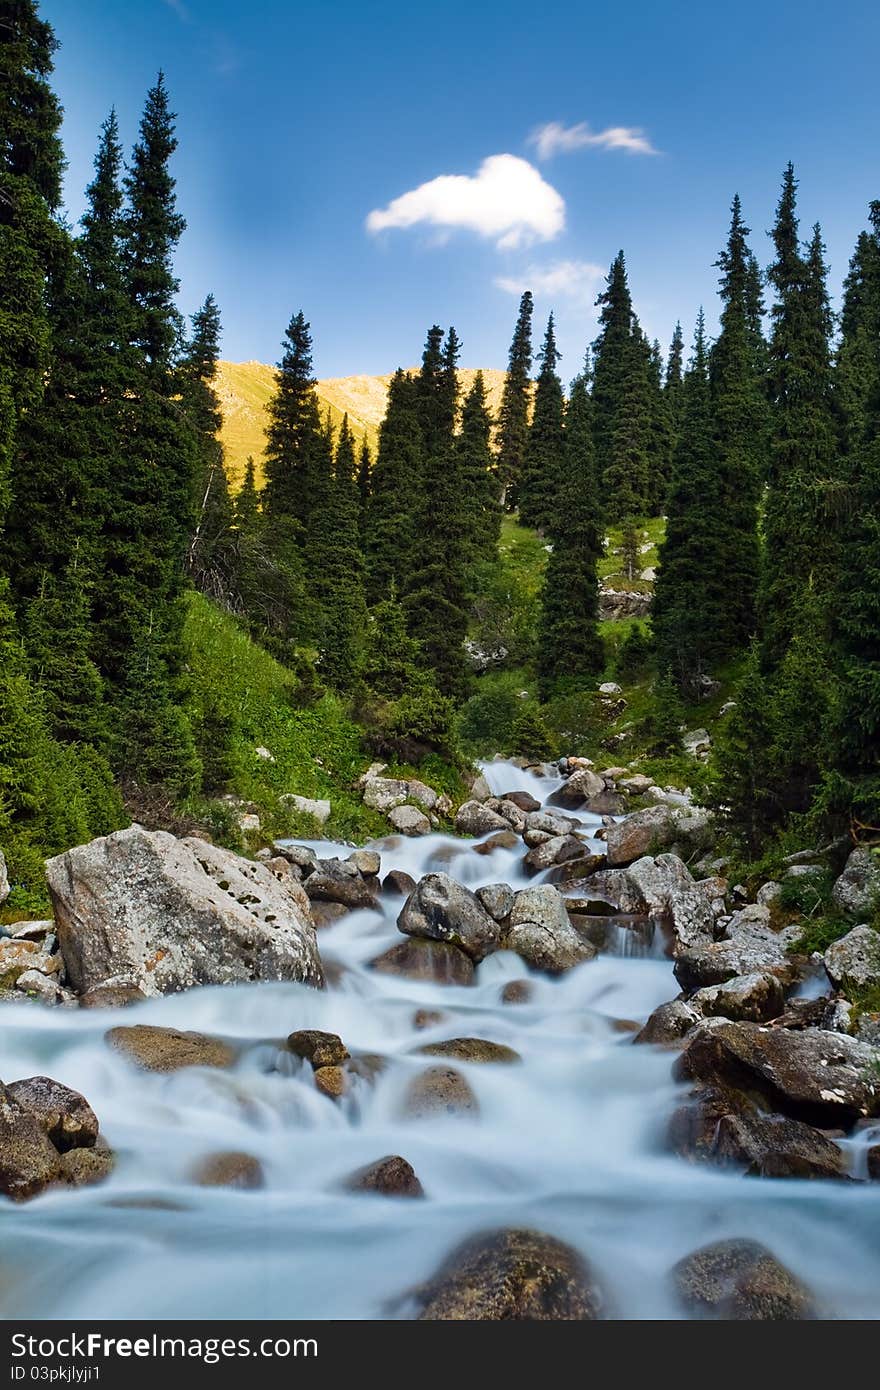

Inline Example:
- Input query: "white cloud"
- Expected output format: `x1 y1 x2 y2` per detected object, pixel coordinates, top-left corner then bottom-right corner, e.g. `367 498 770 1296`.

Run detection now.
162 0 191 20
529 121 659 160
366 154 565 250
495 260 605 306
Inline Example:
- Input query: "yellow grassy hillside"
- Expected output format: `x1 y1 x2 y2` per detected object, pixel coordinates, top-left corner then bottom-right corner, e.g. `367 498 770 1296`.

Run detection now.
216 361 510 489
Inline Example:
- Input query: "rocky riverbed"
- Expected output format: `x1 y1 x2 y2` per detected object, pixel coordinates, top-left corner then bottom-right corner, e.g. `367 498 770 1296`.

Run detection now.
1 758 879 1320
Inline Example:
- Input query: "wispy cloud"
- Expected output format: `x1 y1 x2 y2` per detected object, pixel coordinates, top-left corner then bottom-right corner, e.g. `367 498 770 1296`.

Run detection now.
495 259 605 306
366 154 565 250
529 121 659 160
162 0 192 21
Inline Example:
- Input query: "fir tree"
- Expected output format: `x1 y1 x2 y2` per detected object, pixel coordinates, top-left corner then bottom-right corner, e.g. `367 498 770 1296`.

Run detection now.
760 167 839 668
497 290 533 506
664 320 685 453
182 294 235 601
653 311 728 689
592 252 653 518
364 368 422 602
713 643 777 853
23 549 106 747
357 438 371 520
709 193 768 650
262 310 325 531
537 373 604 697
457 371 500 582
306 414 366 688
519 314 565 532
647 336 673 512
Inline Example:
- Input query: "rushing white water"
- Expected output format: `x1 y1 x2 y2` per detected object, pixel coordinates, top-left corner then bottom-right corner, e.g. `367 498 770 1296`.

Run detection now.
1 761 879 1320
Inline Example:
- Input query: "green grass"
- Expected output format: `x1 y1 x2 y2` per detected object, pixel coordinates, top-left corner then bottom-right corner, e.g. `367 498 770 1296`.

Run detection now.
598 515 666 593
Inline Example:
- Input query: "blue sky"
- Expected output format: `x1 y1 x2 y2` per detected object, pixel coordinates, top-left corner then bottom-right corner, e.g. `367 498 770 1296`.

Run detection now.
43 0 880 379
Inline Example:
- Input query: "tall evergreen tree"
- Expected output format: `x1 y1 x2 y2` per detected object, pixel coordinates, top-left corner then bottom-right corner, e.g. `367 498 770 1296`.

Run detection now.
537 374 604 696
497 290 533 507
182 294 235 601
519 314 565 532
835 203 880 461
652 312 727 688
759 167 839 669
357 437 371 522
708 193 768 649
364 369 422 602
262 310 325 531
303 414 366 688
592 252 652 519
647 335 673 512
457 371 501 579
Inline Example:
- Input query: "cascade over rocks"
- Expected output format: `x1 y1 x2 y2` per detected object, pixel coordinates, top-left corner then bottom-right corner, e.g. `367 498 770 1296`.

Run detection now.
412 1228 604 1320
46 827 324 998
669 1082 848 1179
370 938 475 986
506 886 597 974
585 854 717 948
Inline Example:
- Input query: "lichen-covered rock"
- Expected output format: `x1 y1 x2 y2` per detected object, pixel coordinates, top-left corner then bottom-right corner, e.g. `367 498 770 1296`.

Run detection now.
416 1037 521 1064
58 1139 115 1188
383 869 418 897
106 1024 236 1072
832 848 880 917
824 925 880 995
475 883 514 921
633 999 701 1046
387 805 431 837
455 801 511 836
506 886 597 974
674 1021 880 1127
397 873 500 963
314 1065 346 1099
362 777 410 813
287 1030 349 1069
343 1155 424 1198
0 1082 64 1200
605 804 712 868
690 972 786 1024
674 907 801 992
46 827 324 997
671 1239 816 1320
554 768 605 806
523 836 585 876
7 1077 98 1152
370 938 475 986
305 859 378 909
402 1066 478 1119
191 1150 264 1189
0 938 61 988
413 1228 603 1320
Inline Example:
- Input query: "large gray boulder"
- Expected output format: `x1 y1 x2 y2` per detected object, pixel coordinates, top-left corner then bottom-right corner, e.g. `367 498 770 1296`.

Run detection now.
506 886 597 974
605 804 712 868
46 826 324 998
675 1020 880 1127
674 904 800 992
832 848 880 917
824 925 880 995
455 801 511 837
586 854 717 948
397 873 501 963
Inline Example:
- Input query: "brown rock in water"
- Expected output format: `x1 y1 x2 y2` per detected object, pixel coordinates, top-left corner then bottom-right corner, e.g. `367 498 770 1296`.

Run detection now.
472 831 519 855
402 1066 478 1119
344 1155 424 1198
412 1009 446 1030
669 1082 848 1180
309 900 351 930
499 790 541 813
79 982 147 1010
634 1000 701 1046
287 1029 349 1069
105 1024 235 1072
867 1145 880 1180
191 1150 264 1190
674 1021 880 1128
314 1065 346 1099
0 1082 63 1200
414 1228 603 1320
370 939 475 987
416 1038 521 1064
7 1076 99 1152
671 1239 816 1320
501 979 533 1005
59 1139 115 1188
383 870 418 897
397 873 501 963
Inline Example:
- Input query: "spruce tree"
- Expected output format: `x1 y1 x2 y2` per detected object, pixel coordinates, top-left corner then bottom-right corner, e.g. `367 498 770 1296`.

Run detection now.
262 310 325 531
457 371 500 582
519 314 565 532
364 368 422 602
306 414 366 688
592 252 652 518
713 644 777 853
647 335 673 513
652 312 727 689
182 294 235 601
760 167 839 668
664 320 685 454
537 374 604 697
357 438 371 521
404 327 468 695
497 290 533 507
709 193 768 650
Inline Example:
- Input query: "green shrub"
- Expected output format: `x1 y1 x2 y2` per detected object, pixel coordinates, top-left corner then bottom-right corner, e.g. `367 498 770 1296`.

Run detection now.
510 705 556 761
